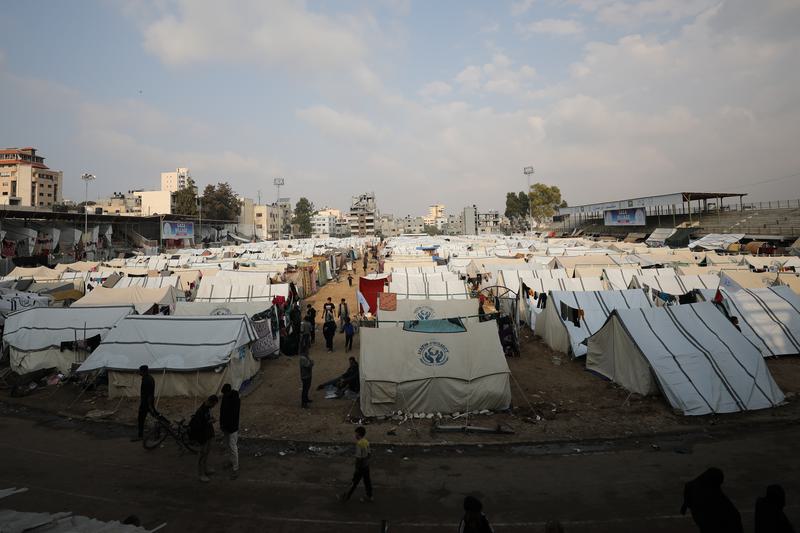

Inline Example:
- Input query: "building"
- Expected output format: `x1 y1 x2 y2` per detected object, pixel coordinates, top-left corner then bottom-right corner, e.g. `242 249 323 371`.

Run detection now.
349 193 377 236
311 212 337 238
97 191 142 215
443 214 463 235
423 203 445 225
377 215 402 238
316 207 342 219
402 215 426 235
160 167 191 193
478 210 503 234
239 199 283 240
0 147 63 207
135 190 174 216
462 206 478 235
277 198 293 237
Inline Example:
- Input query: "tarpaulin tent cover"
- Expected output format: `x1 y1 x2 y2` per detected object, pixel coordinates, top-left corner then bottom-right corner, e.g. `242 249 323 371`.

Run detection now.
359 320 511 416
586 303 784 415
73 286 178 314
717 286 800 357
3 305 135 373
719 270 778 291
536 289 652 357
359 276 386 313
378 298 479 321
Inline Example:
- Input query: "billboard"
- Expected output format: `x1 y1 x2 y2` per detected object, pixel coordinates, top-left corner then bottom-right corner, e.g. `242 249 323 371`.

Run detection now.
162 221 195 239
604 208 646 226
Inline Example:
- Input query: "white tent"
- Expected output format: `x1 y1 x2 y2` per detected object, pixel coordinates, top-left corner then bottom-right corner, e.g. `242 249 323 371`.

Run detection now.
630 273 719 296
174 301 273 316
378 298 479 321
79 315 260 397
719 270 778 291
586 303 785 415
603 268 676 291
388 278 469 300
0 289 52 326
194 280 290 302
3 306 134 374
718 286 800 357
111 275 182 290
690 234 745 251
646 228 677 247
73 286 178 314
536 289 653 357
359 320 511 416
496 269 568 294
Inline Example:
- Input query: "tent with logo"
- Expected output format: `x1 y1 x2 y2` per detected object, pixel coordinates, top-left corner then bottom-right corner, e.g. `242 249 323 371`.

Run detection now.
378 298 479 322
359 320 511 416
585 303 784 415
536 289 653 357
3 306 135 374
78 315 260 397
716 286 800 357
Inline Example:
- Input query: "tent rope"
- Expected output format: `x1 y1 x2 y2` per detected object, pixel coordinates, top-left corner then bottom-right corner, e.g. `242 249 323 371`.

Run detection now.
509 370 540 418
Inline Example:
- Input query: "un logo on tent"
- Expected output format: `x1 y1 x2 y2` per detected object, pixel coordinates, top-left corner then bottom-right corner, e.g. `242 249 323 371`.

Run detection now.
418 341 449 366
211 307 232 315
414 306 435 320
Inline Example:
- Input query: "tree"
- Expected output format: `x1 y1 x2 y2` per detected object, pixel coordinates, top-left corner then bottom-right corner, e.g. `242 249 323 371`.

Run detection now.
201 182 240 223
292 197 315 236
528 183 564 224
423 224 440 236
174 177 198 216
504 191 530 228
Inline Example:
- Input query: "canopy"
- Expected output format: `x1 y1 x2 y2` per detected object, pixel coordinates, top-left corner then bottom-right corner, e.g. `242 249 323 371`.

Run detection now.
359 320 511 416
646 228 677 246
73 286 178 314
536 289 653 357
690 234 745 251
719 286 800 357
78 315 257 372
586 303 784 415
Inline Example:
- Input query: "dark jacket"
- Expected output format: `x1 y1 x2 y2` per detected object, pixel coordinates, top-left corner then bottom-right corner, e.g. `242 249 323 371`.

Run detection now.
140 374 155 406
220 390 240 433
323 321 337 338
191 404 214 444
755 494 795 533
681 470 743 533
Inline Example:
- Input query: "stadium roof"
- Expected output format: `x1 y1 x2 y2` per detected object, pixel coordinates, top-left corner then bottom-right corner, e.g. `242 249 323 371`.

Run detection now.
558 191 747 216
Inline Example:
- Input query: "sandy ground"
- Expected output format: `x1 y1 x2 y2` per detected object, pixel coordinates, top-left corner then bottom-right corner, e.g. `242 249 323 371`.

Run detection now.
4 256 800 446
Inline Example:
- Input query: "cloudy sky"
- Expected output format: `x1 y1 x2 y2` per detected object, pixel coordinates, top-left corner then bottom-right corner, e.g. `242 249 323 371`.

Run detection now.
1 0 799 215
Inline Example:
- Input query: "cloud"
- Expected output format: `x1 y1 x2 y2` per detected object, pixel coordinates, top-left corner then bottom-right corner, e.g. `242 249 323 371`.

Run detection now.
296 105 383 143
511 0 536 16
569 0 717 27
519 18 584 36
418 81 453 99
454 54 536 95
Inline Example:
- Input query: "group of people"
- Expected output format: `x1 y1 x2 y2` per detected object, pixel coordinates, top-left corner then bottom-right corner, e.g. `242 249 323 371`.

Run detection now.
682 467 794 533
300 297 355 353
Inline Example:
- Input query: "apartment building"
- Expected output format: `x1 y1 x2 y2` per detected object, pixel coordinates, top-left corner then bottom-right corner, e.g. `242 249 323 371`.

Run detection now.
0 147 63 207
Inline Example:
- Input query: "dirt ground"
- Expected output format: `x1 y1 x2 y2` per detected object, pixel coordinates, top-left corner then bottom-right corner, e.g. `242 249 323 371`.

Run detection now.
5 257 800 446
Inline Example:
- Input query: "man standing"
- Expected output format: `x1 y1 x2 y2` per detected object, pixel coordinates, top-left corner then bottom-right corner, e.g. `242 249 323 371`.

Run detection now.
306 304 317 344
299 346 314 408
323 297 335 321
347 273 353 287
190 395 218 483
338 298 349 331
340 426 372 503
323 315 337 353
362 254 368 273
300 314 312 351
220 384 240 480
132 365 156 442
343 317 355 353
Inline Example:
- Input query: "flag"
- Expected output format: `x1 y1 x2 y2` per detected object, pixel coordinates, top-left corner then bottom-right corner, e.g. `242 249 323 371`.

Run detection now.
357 290 370 314
712 288 724 304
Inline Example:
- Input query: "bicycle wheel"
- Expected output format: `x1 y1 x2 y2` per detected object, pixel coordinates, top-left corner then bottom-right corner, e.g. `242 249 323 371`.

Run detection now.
142 421 168 450
177 425 198 454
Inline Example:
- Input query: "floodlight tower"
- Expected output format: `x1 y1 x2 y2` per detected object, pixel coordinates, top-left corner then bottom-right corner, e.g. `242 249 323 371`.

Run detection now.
273 177 284 203
81 173 96 243
523 166 535 231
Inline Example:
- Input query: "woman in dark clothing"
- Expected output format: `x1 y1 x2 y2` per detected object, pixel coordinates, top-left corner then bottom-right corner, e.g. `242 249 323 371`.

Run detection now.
458 496 493 533
323 316 337 353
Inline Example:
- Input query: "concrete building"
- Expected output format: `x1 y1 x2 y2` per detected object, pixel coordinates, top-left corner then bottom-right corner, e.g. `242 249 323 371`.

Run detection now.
97 191 142 215
135 190 174 216
160 167 191 193
277 198 293 237
0 147 63 207
462 206 478 235
402 215 426 235
349 193 377 236
240 199 283 240
311 212 337 238
478 210 503 234
423 203 445 225
378 215 402 238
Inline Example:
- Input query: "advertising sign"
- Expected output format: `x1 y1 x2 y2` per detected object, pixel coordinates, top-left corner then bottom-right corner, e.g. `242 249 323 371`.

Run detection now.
162 221 195 239
604 208 646 226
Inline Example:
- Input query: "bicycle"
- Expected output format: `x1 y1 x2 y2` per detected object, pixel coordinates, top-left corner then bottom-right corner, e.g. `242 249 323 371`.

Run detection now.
142 413 198 454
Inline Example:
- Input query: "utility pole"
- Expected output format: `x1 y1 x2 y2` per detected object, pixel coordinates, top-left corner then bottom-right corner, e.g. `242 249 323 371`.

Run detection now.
81 173 96 255
523 166 535 232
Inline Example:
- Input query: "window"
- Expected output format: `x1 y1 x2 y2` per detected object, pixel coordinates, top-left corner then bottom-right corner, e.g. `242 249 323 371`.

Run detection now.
1 192 6 196
39 202 44 206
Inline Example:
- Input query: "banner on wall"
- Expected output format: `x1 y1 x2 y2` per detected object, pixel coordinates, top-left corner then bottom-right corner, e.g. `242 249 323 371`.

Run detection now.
162 221 195 239
604 208 646 226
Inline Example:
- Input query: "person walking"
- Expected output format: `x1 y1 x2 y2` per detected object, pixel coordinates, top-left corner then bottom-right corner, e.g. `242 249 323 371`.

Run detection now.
219 384 240 480
347 273 353 287
190 395 218 483
323 314 337 353
680 467 743 533
362 254 368 273
458 496 494 533
306 304 317 344
338 298 349 331
323 297 335 320
132 365 156 442
343 316 355 353
300 314 312 351
299 346 314 408
755 485 794 533
339 426 372 503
